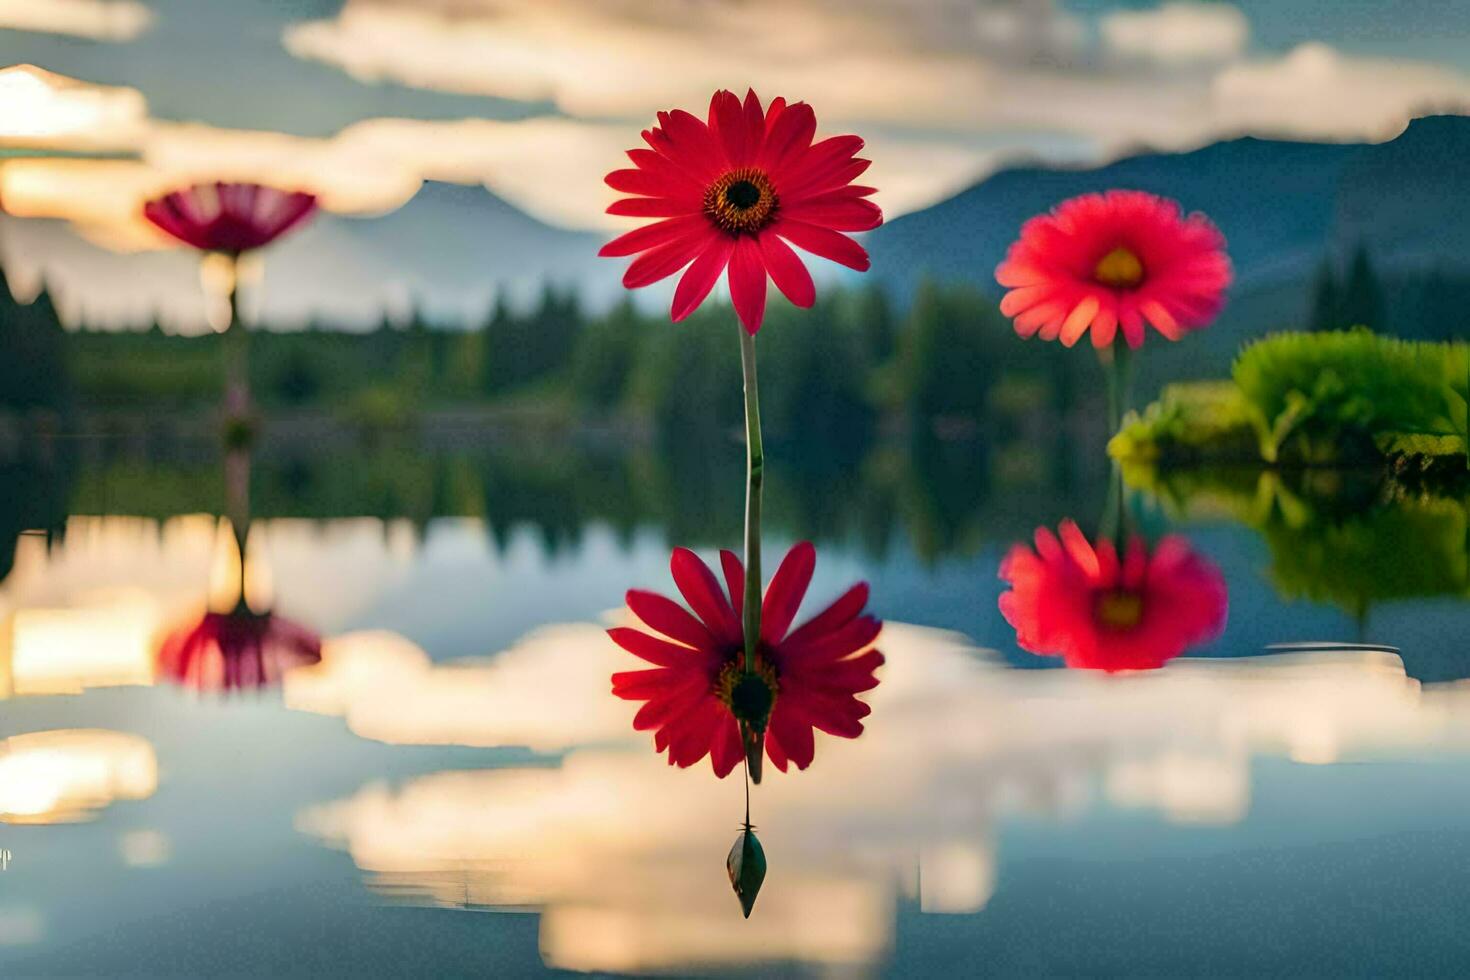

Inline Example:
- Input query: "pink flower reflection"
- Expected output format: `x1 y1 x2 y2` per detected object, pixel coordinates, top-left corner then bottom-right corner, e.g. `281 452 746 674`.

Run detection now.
157 604 321 693
998 520 1228 672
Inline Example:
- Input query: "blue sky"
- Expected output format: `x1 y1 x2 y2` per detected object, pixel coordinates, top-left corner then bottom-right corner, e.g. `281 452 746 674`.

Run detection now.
0 0 1465 328
4 0 1468 230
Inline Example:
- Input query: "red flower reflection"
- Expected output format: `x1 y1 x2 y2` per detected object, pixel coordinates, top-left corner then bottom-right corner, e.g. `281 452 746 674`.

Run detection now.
611 542 883 777
143 181 317 254
599 89 881 334
998 520 1227 672
157 605 322 693
996 190 1231 349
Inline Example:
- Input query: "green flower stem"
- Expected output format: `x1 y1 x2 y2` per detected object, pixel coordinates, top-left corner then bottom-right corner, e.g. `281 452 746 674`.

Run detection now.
739 324 764 677
1105 336 1134 437
1099 459 1126 549
223 255 250 416
1100 338 1135 549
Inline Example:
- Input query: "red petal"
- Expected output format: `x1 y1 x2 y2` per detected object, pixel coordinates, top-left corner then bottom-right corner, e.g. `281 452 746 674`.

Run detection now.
671 548 741 645
622 236 703 289
624 147 703 194
775 220 871 272
624 591 717 650
710 714 744 778
607 627 710 667
727 236 768 335
759 101 815 171
768 701 815 769
783 582 870 650
720 550 745 616
783 648 884 693
765 724 790 772
784 159 871 203
782 689 867 738
664 699 722 768
605 167 691 199
761 541 815 643
783 195 882 232
611 667 697 698
757 231 816 309
778 135 863 193
741 88 766 160
632 687 708 730
599 215 708 258
784 615 881 663
606 197 696 218
709 89 749 167
659 109 724 178
671 234 735 322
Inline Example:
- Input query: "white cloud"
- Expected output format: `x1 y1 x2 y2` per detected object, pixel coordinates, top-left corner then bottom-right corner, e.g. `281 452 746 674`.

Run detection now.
282 0 1055 129
284 624 633 751
1102 2 1249 66
281 0 1470 185
0 64 147 150
0 0 152 41
0 69 990 258
0 729 157 824
1214 43 1470 141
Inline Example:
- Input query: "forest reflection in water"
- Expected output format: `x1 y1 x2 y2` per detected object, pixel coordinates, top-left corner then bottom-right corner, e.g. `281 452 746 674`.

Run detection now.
0 434 1468 975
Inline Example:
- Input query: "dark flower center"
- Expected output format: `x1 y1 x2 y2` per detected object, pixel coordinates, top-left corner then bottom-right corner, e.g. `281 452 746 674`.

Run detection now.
730 673 774 720
716 655 779 729
1095 589 1144 630
705 168 779 235
724 180 762 210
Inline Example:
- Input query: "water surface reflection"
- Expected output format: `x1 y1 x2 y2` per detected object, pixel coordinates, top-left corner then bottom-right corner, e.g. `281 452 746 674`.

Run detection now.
0 439 1468 975
298 623 1470 975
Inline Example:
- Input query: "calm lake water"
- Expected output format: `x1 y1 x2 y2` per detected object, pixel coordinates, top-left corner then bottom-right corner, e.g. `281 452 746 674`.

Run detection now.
2 434 1469 977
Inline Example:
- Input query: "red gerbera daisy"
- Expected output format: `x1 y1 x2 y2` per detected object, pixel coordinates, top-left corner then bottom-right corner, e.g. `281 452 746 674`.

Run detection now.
998 520 1228 672
157 604 322 693
995 190 1232 349
611 542 883 777
143 181 318 254
599 89 882 335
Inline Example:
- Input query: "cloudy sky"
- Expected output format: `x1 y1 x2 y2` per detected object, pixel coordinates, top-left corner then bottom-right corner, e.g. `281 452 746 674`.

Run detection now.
0 0 1467 326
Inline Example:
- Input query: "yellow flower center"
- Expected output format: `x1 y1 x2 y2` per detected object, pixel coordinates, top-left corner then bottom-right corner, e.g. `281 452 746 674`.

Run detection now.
716 655 779 728
705 168 779 235
1095 590 1144 630
1094 247 1145 288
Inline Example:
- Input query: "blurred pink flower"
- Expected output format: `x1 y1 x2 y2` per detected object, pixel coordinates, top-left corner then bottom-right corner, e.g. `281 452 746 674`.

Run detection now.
996 190 1231 349
157 606 321 693
143 181 317 254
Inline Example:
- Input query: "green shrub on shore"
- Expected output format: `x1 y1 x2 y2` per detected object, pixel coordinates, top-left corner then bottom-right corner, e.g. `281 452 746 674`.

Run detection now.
1234 329 1466 463
1108 381 1258 464
1114 330 1468 466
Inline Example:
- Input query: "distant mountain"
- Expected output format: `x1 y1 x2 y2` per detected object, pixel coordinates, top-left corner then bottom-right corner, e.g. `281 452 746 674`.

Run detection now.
10 117 1470 339
1331 115 1470 273
3 181 619 332
262 181 619 327
868 137 1353 301
865 114 1470 376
